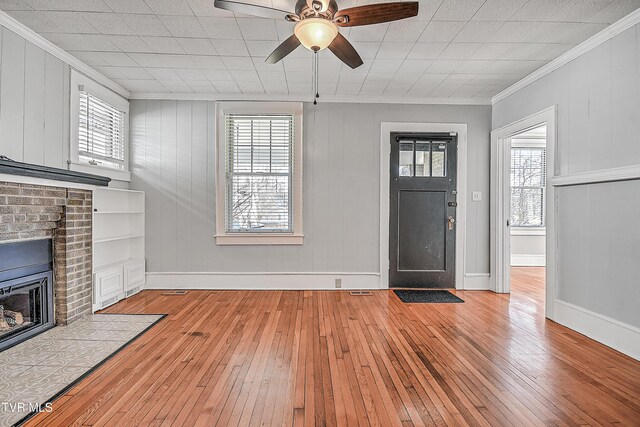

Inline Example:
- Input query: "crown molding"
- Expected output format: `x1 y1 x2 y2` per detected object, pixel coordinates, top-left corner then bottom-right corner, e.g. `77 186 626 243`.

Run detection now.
492 7 640 105
0 10 129 99
128 92 492 105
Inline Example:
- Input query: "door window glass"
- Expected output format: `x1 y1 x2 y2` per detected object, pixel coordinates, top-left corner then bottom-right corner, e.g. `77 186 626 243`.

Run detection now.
399 142 414 176
415 142 430 177
431 143 447 177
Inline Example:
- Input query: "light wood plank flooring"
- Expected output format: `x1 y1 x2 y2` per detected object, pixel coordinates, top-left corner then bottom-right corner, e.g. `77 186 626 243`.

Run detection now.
26 268 640 426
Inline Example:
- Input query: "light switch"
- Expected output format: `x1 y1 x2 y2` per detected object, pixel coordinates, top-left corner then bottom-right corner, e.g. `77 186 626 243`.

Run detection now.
472 191 482 202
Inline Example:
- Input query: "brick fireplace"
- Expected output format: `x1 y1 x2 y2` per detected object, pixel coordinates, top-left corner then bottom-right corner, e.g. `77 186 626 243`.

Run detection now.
0 182 93 326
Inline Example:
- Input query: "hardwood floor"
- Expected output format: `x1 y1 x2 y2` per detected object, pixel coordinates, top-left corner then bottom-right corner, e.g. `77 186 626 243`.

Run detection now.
510 267 546 317
26 270 640 426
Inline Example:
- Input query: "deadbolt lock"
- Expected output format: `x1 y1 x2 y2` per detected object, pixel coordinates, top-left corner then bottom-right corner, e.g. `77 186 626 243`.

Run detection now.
448 202 458 207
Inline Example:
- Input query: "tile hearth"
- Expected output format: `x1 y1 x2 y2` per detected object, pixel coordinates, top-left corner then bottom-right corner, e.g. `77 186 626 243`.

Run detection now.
0 314 162 427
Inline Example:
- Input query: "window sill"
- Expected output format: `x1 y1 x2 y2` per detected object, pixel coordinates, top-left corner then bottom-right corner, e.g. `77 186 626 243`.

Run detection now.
511 228 546 236
215 234 304 245
69 162 131 182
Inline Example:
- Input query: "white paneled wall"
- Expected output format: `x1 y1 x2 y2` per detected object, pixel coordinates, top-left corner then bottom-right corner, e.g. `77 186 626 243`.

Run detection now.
130 101 492 275
556 181 640 328
0 25 69 168
0 23 129 189
493 23 640 331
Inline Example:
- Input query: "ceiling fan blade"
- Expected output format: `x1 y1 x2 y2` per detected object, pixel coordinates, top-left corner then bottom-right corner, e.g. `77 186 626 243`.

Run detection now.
328 33 363 69
334 2 419 27
214 0 293 20
266 34 301 64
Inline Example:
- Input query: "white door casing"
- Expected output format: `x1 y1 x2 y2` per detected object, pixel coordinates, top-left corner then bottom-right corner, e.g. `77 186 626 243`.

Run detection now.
380 122 469 290
490 106 557 319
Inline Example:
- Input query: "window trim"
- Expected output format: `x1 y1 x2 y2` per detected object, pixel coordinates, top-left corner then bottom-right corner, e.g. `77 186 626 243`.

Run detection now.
70 70 131 182
215 102 304 245
511 227 546 236
510 139 546 228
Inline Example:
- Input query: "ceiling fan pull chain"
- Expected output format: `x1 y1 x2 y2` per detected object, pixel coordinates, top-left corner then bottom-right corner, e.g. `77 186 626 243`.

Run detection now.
313 51 320 104
312 50 316 104
313 50 320 105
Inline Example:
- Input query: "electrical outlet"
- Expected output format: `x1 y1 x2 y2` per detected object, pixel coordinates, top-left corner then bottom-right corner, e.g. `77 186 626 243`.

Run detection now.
335 278 342 288
472 191 482 202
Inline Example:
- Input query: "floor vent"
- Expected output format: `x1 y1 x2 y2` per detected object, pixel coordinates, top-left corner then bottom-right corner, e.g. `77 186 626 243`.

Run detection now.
100 295 118 309
349 291 373 296
161 290 188 295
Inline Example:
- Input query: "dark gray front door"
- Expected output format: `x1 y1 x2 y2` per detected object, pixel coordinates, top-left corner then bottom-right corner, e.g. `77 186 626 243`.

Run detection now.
389 133 458 288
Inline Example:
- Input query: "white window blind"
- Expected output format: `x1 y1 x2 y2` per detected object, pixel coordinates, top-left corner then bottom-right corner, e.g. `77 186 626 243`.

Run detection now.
78 90 126 170
511 147 546 227
225 114 294 233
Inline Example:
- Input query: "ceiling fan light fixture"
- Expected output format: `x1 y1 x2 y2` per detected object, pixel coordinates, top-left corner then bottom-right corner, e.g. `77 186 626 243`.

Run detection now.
294 18 339 51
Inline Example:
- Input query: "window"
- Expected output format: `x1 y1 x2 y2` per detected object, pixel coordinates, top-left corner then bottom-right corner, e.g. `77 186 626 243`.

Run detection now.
70 71 130 181
510 146 546 227
78 91 126 170
226 114 292 232
216 103 303 245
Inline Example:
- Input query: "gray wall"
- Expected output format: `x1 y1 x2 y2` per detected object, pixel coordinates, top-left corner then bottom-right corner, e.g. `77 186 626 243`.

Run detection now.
493 23 640 328
130 100 492 275
511 233 545 265
0 25 69 168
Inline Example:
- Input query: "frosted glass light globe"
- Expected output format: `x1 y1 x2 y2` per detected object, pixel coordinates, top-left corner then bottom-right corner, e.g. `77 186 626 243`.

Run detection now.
294 18 339 51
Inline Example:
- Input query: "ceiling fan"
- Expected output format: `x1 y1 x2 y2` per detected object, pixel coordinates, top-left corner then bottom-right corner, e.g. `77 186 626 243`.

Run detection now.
213 0 419 69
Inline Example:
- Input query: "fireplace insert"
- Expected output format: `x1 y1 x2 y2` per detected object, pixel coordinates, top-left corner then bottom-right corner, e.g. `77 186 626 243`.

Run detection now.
0 239 54 352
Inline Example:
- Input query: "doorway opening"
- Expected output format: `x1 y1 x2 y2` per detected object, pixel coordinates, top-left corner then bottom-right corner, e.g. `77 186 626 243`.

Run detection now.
490 106 556 320
509 125 547 308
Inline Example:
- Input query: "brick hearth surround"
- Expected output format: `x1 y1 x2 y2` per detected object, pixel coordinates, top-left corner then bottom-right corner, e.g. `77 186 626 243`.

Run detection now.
0 182 93 325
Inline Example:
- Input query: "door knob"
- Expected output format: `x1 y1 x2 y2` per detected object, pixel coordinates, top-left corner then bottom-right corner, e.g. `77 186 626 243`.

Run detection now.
448 216 455 231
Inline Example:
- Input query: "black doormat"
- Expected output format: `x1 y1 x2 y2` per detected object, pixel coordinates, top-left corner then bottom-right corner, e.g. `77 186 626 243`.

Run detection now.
393 289 464 303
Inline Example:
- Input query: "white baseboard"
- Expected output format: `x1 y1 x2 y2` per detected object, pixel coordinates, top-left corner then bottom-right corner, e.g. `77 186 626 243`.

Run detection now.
511 254 546 267
145 272 381 290
146 271 492 291
462 273 490 290
554 300 640 360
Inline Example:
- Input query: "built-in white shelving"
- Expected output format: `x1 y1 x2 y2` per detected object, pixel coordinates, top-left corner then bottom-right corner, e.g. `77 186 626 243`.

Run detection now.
92 188 146 311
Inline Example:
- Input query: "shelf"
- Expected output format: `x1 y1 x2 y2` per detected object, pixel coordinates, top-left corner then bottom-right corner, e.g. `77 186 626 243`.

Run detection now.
95 187 144 194
94 234 144 243
94 211 144 214
94 258 145 273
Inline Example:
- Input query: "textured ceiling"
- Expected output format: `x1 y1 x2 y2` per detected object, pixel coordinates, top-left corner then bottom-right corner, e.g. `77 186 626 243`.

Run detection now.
2 0 639 99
